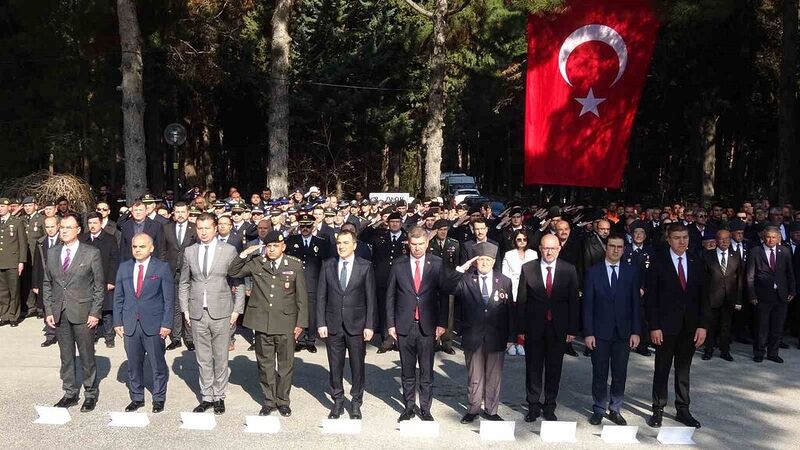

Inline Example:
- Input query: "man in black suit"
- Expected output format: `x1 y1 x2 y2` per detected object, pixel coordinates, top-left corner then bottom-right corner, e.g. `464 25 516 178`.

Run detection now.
286 213 330 353
143 194 170 225
82 212 120 348
746 226 795 363
317 229 376 420
459 218 500 267
582 219 610 280
728 219 753 344
216 216 243 253
516 234 580 422
367 212 408 353
386 226 459 422
701 229 742 361
645 223 708 429
96 201 121 245
120 201 166 262
162 202 197 351
452 242 514 423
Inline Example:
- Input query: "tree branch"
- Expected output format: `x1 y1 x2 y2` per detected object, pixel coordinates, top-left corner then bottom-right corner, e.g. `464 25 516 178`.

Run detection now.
401 0 434 18
446 0 473 17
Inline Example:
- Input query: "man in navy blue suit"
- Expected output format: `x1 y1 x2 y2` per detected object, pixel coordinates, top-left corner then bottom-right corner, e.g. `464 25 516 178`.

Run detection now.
119 201 167 262
113 233 174 413
583 234 641 426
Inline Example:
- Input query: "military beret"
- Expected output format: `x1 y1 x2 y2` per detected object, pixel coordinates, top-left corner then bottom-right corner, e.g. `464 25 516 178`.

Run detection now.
433 219 449 230
323 207 336 217
546 206 562 220
387 212 403 221
727 219 746 232
21 196 36 205
789 221 800 233
702 229 716 241
472 242 498 259
298 213 314 225
0 198 9 205
9 197 20 205
141 194 156 204
262 230 285 245
629 220 646 232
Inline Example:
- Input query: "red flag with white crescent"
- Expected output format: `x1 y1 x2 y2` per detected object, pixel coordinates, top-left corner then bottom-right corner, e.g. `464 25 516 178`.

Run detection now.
524 0 659 188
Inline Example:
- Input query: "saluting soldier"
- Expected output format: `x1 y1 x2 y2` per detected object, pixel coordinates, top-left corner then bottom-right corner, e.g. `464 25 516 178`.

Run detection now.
228 230 308 418
0 197 28 326
428 219 461 354
21 196 45 318
285 213 330 353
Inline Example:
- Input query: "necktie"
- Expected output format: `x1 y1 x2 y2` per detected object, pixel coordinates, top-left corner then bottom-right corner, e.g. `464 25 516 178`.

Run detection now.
545 266 553 321
769 248 776 271
677 256 687 291
340 261 349 291
413 260 422 321
62 248 71 272
271 260 277 271
720 252 727 275
202 244 209 277
135 264 144 297
481 275 489 306
304 238 309 249
177 223 184 244
392 235 397 244
610 265 618 292
49 238 54 248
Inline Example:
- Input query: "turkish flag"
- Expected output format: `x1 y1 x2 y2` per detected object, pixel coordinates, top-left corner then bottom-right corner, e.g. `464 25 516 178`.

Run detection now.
524 0 659 188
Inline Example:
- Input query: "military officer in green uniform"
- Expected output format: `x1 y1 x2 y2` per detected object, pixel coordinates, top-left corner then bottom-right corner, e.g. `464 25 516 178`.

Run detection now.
21 196 45 317
427 219 461 354
228 230 308 417
0 197 28 326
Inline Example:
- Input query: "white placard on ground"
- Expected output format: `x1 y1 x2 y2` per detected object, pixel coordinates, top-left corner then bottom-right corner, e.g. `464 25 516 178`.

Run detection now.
398 420 440 438
108 412 150 428
179 412 217 430
657 426 696 445
480 420 516 441
539 421 577 443
321 418 362 435
33 406 71 425
244 415 281 434
601 425 640 444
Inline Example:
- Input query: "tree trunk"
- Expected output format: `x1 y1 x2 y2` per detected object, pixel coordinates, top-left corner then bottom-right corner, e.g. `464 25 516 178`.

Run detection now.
117 0 147 203
778 0 798 204
701 115 718 204
267 0 294 196
421 0 448 198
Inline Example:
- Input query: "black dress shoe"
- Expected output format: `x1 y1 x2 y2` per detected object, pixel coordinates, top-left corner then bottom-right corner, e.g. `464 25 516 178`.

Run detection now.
185 342 195 351
720 352 734 361
213 400 225 415
701 351 712 360
54 396 79 408
419 410 434 421
328 403 344 419
9 321 19 327
767 355 784 364
80 398 96 413
125 401 145 412
247 343 255 351
524 410 540 422
675 411 701 428
754 356 764 362
41 339 57 347
105 341 115 348
259 405 275 416
565 344 579 357
398 408 416 422
306 344 317 353
589 412 603 425
636 347 652 356
647 409 663 428
460 412 478 424
350 404 362 420
152 401 165 413
193 401 213 413
278 405 291 417
483 413 503 421
542 411 558 421
779 342 789 349
166 340 182 351
607 410 627 425
0 320 8 326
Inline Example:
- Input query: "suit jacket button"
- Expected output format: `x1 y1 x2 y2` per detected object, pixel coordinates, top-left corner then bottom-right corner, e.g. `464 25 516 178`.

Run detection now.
269 303 273 307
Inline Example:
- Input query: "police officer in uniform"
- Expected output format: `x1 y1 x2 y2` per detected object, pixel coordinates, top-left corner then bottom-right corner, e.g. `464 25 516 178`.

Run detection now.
228 231 308 417
0 197 28 326
623 220 654 356
428 219 460 354
21 196 45 317
285 213 329 353
367 212 408 353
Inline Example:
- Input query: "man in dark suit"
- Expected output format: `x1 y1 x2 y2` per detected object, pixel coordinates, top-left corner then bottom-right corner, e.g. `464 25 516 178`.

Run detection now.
459 218 500 267
32 216 61 346
645 223 708 429
317 229 376 420
216 216 244 253
452 242 514 423
386 226 459 422
42 215 105 412
516 234 579 422
81 212 120 348
113 233 174 413
702 229 742 361
746 225 795 363
120 201 166 262
428 219 461 355
728 219 753 344
624 221 654 356
162 202 197 351
96 201 121 245
582 219 610 280
286 213 330 353
367 212 408 353
583 235 641 426
143 194 170 225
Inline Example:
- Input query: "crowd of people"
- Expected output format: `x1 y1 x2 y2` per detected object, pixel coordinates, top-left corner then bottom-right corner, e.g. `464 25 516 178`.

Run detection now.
0 186 796 429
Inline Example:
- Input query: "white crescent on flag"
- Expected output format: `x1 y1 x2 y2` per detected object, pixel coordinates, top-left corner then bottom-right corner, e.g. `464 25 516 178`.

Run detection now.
558 24 628 87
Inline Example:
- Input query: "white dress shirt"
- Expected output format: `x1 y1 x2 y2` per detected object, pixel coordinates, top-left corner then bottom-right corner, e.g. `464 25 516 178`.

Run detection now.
605 260 621 286
478 271 494 297
540 259 557 285
133 256 151 290
337 255 355 288
669 249 687 282
60 240 80 269
410 254 425 280
716 248 729 267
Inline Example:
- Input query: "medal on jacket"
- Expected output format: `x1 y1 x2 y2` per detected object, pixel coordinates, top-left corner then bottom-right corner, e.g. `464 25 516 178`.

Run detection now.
8 224 13 237
494 291 499 302
313 245 318 253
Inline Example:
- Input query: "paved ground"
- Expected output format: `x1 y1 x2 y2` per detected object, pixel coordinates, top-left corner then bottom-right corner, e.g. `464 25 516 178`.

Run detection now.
2 319 799 449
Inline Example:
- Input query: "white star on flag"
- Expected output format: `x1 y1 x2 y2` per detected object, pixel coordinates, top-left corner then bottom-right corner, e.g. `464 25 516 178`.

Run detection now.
574 88 606 117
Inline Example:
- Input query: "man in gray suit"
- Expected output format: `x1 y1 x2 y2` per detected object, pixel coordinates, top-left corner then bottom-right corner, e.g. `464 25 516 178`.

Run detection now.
42 215 105 412
180 213 245 415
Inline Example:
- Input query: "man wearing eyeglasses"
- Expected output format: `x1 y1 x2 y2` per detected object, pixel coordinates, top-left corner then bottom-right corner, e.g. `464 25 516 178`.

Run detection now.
688 208 716 257
163 202 197 351
231 205 255 244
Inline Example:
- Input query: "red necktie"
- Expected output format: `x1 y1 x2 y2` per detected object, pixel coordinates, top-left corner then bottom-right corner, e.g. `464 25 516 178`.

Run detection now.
769 248 776 271
545 266 553 321
414 260 421 320
135 264 144 298
677 256 687 291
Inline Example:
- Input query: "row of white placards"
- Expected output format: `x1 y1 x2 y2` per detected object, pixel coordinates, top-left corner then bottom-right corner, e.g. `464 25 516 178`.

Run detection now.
34 406 696 444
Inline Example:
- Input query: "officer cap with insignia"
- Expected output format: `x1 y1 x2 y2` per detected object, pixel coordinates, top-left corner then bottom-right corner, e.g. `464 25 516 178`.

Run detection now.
387 212 403 221
270 209 282 217
287 206 298 215
298 213 314 225
0 197 9 205
727 219 746 232
433 219 449 230
472 242 498 260
323 207 336 217
22 196 36 205
262 230 285 245
360 199 370 206
231 204 245 214
189 206 201 217
252 207 264 215
213 199 226 208
141 193 156 204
